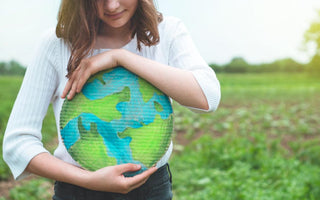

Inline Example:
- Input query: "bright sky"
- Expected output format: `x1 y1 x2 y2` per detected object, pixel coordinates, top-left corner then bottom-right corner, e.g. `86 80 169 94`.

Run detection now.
1 0 320 66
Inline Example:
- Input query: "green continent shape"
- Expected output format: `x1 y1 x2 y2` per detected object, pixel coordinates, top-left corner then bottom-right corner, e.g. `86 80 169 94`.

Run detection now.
118 114 173 167
60 87 130 128
138 78 164 103
86 69 112 84
68 118 116 171
154 101 164 112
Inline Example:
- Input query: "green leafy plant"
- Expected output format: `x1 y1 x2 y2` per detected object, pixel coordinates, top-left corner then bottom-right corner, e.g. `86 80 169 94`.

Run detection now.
8 178 53 200
170 134 320 200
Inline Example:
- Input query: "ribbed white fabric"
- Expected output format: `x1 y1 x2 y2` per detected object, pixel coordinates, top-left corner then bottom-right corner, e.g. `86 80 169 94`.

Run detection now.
3 16 221 180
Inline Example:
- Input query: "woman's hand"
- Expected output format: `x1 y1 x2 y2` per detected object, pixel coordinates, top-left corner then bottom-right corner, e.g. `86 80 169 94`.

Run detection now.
27 153 157 194
84 164 157 193
61 50 120 100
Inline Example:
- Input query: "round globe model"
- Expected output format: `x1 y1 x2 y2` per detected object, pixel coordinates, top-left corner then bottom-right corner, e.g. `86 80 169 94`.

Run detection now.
60 66 173 176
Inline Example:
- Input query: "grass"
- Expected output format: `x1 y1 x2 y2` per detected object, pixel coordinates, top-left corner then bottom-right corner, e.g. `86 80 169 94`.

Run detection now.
0 72 319 199
6 178 53 200
170 135 320 200
0 77 23 180
171 73 320 199
0 77 57 181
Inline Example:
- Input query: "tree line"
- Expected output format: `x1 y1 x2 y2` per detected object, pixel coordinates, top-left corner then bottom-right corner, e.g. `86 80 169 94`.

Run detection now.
210 57 307 73
0 60 26 76
0 56 317 76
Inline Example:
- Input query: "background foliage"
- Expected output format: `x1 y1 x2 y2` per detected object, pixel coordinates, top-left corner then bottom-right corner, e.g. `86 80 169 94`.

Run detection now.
171 73 320 200
0 61 25 76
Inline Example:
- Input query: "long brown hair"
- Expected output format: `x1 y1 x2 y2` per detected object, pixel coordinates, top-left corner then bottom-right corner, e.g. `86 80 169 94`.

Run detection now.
56 0 163 77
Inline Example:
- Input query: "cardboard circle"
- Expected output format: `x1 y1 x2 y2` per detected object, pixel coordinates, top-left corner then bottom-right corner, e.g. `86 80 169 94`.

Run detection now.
60 66 173 175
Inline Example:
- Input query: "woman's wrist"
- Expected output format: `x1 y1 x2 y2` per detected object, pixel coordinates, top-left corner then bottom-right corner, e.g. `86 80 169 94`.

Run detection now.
111 48 127 67
69 167 93 188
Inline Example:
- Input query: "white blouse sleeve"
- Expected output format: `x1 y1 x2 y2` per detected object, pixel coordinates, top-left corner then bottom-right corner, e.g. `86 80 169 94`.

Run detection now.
167 18 221 112
3 31 59 180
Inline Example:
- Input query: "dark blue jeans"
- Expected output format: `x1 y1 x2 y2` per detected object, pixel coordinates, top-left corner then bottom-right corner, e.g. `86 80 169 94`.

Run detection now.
52 163 173 200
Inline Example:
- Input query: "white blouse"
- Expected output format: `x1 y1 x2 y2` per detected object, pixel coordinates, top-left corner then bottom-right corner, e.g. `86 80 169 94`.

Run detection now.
3 16 221 180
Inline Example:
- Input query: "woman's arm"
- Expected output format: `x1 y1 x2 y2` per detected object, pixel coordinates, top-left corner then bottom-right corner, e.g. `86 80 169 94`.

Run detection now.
3 31 156 193
26 152 156 193
62 49 209 110
62 18 220 111
119 49 210 110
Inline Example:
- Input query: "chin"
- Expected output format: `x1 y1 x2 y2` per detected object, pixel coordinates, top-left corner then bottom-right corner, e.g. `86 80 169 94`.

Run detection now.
105 20 129 29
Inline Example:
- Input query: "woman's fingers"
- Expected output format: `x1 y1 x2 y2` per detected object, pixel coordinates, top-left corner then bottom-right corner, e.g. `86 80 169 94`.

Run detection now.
61 77 73 98
113 164 157 193
67 79 79 100
125 167 157 191
116 163 141 174
115 164 157 187
61 68 86 100
76 70 91 93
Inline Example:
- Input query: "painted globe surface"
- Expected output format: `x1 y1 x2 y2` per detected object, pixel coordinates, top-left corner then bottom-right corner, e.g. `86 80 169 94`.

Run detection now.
60 66 173 175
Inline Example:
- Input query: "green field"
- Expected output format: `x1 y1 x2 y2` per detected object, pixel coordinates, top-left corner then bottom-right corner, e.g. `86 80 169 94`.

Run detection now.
0 73 319 200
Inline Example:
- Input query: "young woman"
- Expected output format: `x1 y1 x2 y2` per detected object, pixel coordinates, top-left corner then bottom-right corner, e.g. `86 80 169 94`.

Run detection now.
3 0 221 199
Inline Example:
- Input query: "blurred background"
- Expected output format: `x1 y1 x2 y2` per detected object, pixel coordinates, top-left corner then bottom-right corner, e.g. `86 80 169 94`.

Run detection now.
1 0 320 199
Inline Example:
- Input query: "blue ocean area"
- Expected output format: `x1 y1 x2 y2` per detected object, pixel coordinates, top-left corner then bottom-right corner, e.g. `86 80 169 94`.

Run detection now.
61 67 173 174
